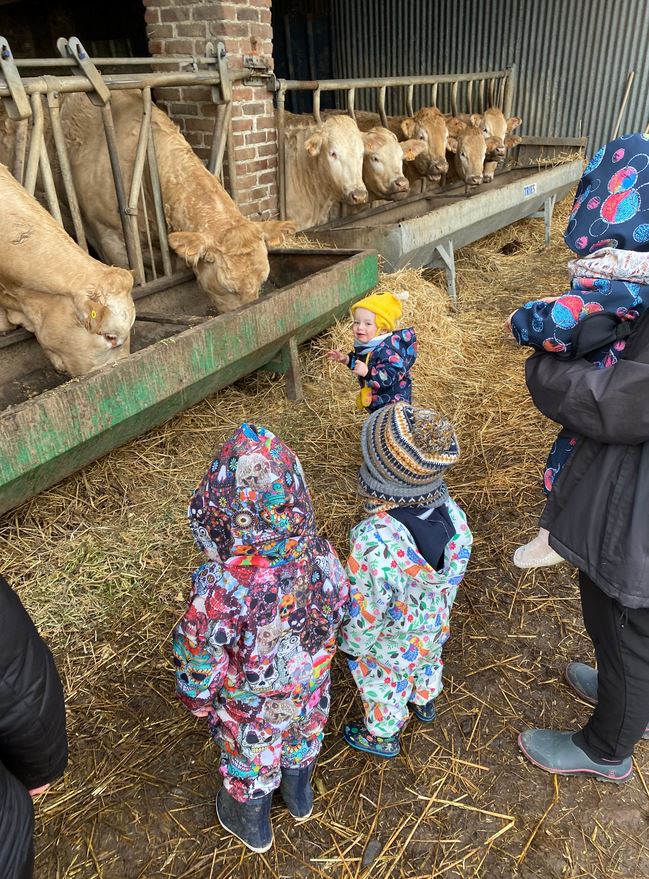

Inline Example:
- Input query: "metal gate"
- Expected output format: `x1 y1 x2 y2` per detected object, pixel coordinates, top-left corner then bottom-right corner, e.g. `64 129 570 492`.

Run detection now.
274 67 515 221
0 36 244 293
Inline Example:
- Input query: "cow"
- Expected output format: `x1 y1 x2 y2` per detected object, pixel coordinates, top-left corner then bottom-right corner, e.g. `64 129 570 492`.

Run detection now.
475 107 522 182
283 114 368 229
0 163 135 375
57 91 295 313
285 112 426 205
355 107 449 187
445 116 498 190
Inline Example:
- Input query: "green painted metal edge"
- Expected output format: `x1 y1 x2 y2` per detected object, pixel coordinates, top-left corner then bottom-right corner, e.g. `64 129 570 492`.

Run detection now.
0 249 378 516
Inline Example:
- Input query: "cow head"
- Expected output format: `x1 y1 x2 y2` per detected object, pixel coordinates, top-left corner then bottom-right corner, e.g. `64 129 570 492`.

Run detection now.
478 108 523 159
168 219 296 313
400 107 449 181
361 128 426 200
304 115 368 206
446 119 487 187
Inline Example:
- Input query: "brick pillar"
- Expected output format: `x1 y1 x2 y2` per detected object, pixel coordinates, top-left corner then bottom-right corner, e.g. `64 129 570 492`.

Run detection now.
143 0 278 220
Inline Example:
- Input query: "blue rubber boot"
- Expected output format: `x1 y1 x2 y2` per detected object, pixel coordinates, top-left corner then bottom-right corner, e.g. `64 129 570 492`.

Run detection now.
410 700 437 723
279 763 315 821
343 720 400 758
518 729 633 783
215 787 273 853
565 662 649 740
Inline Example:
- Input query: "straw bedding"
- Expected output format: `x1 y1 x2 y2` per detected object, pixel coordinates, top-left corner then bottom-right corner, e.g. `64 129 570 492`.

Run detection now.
1 192 648 879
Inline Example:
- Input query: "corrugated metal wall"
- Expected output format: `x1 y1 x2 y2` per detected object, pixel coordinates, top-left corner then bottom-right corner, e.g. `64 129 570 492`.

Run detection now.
330 0 649 152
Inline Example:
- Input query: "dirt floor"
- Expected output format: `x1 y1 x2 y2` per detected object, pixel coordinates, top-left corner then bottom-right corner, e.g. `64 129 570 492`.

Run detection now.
2 194 649 879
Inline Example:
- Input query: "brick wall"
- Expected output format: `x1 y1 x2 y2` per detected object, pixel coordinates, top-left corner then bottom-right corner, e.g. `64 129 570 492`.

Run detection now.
143 0 278 219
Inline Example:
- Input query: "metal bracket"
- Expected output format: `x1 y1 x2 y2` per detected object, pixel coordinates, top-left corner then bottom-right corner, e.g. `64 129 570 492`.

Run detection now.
530 194 556 247
206 41 231 103
57 37 110 105
0 36 31 120
243 53 275 88
434 240 457 308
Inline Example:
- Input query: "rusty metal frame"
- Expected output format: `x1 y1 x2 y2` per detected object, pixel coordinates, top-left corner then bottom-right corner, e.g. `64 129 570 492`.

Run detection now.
0 36 247 289
274 67 515 220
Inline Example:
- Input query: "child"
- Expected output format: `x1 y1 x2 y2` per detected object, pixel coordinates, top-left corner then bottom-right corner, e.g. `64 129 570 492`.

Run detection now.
507 132 649 568
328 290 417 412
338 403 472 757
173 424 348 853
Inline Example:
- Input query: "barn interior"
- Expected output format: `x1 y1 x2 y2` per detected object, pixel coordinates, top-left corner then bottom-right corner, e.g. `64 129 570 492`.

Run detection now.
1 2 649 878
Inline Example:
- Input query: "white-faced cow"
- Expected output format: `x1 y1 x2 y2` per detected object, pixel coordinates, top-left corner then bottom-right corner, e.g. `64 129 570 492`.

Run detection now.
0 163 135 375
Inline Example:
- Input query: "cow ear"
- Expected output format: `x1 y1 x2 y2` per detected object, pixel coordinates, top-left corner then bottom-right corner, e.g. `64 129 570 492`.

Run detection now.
400 118 416 138
304 131 323 156
505 134 522 149
400 139 426 161
168 231 212 264
469 113 483 128
77 299 108 332
446 135 458 153
506 116 522 132
260 220 297 246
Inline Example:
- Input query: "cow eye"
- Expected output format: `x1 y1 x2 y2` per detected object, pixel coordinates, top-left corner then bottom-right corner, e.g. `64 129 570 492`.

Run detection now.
419 133 426 140
371 155 379 163
329 149 338 159
460 152 467 159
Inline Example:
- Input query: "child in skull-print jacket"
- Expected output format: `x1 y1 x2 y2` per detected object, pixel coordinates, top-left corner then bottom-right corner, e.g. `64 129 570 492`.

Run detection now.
173 424 348 806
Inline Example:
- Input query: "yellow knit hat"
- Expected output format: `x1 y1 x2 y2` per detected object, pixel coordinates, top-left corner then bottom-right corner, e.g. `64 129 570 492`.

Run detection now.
352 290 409 333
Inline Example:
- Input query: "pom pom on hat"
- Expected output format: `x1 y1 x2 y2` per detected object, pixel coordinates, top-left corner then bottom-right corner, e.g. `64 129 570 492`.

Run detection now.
352 290 409 332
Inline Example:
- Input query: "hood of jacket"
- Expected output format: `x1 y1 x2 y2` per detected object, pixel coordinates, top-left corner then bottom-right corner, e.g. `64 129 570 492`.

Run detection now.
188 424 318 568
564 133 649 256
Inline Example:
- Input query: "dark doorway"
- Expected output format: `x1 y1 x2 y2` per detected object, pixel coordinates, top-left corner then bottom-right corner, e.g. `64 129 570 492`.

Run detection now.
271 0 336 113
0 0 149 59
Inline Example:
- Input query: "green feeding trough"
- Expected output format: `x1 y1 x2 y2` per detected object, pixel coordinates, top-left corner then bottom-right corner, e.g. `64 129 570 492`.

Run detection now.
0 248 379 517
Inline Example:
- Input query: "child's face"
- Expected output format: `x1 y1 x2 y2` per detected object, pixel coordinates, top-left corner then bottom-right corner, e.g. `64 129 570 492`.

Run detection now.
353 307 378 343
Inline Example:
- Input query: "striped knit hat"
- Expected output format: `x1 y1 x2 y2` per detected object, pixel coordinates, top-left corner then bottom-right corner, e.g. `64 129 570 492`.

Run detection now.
358 403 460 514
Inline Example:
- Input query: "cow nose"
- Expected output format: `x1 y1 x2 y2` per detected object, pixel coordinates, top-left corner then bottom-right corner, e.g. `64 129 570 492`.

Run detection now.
347 187 368 205
436 158 449 174
393 176 409 192
468 175 483 186
495 146 506 157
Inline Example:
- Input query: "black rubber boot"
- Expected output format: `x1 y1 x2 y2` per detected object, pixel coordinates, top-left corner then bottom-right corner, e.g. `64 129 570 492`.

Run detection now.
215 786 273 853
279 763 315 820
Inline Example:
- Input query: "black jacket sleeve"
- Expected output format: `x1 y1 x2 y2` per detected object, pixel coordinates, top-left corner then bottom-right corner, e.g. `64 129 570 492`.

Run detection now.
525 353 649 446
0 576 68 790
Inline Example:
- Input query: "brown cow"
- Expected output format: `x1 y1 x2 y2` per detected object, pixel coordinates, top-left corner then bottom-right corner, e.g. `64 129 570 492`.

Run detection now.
0 163 135 375
356 107 449 186
284 114 368 229
445 116 499 189
58 91 295 313
476 107 522 182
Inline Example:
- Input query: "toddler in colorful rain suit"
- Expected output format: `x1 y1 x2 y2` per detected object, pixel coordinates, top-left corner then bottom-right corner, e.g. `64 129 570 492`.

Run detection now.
507 132 649 568
328 290 417 412
173 424 348 852
339 403 472 757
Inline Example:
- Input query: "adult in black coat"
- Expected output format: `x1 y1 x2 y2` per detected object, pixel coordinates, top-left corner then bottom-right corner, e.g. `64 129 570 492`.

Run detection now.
517 310 649 782
0 575 68 879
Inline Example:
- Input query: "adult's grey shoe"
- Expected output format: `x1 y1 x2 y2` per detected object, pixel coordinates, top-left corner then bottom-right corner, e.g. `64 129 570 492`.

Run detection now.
216 787 273 853
518 729 633 783
279 763 314 820
565 662 649 739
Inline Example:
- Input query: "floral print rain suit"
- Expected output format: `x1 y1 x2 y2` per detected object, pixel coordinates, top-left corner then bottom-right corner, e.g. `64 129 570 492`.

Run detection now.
173 424 349 802
339 499 472 738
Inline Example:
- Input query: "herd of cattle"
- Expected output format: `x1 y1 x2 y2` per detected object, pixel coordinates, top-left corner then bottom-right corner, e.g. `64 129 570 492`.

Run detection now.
0 91 521 381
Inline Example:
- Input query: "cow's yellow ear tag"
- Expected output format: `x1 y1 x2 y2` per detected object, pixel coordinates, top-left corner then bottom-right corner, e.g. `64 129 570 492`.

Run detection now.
91 310 97 319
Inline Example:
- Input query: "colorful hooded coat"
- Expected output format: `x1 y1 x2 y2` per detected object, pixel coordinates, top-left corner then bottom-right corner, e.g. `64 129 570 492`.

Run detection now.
348 327 417 412
510 133 649 492
173 424 349 802
339 499 472 738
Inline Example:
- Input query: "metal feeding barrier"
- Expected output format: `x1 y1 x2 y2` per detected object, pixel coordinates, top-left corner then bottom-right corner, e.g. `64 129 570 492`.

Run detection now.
274 67 515 221
0 35 244 292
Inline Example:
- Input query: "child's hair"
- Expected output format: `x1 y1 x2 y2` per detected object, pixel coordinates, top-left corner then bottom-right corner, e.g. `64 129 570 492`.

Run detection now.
352 290 409 333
